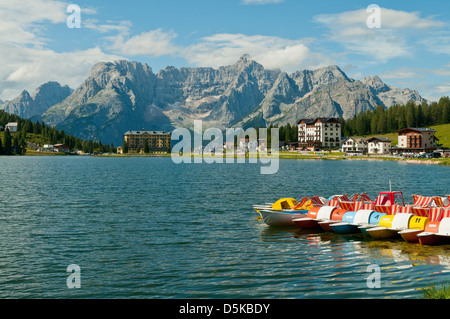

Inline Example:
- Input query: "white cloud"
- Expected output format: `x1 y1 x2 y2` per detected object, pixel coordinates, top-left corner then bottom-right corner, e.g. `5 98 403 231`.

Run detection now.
0 0 123 100
0 0 66 46
182 33 334 72
0 0 67 25
84 19 132 34
106 28 179 57
436 84 450 93
0 43 123 100
314 7 444 62
380 68 419 79
241 0 284 5
427 67 450 77
420 33 450 55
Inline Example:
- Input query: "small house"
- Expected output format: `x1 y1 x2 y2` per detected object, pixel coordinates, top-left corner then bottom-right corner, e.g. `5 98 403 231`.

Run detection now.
341 137 368 154
367 137 392 155
43 144 54 152
53 144 70 153
5 122 18 133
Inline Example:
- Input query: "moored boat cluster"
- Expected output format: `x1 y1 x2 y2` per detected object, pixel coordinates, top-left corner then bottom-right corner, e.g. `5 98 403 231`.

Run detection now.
253 192 450 246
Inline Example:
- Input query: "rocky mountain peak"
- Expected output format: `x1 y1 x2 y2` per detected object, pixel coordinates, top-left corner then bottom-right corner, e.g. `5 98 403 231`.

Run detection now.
2 56 425 146
0 82 71 120
362 75 390 93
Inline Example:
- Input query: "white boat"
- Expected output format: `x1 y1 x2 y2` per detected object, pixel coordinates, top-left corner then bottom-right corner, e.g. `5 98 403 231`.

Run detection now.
367 213 413 239
257 209 308 226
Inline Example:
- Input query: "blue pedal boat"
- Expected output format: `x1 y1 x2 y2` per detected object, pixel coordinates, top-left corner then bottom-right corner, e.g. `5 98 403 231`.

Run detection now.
330 210 387 234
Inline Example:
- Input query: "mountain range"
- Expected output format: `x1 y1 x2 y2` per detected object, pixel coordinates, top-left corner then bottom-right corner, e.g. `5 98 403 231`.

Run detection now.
0 55 426 146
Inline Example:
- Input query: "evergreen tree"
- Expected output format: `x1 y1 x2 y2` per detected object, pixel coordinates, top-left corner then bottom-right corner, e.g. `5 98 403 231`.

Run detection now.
284 123 292 143
416 103 424 127
19 131 27 154
3 128 12 155
0 136 3 155
430 102 440 124
441 97 450 124
13 135 19 154
143 139 149 153
290 124 298 142
397 106 407 130
406 102 416 128
123 140 128 154
377 111 387 134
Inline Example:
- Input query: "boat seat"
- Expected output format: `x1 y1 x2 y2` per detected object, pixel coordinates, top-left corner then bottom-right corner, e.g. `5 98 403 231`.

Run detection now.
391 213 413 230
352 210 374 225
316 206 336 220
438 218 450 236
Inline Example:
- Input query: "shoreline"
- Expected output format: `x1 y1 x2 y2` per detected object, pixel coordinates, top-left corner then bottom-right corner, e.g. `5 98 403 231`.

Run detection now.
10 151 450 165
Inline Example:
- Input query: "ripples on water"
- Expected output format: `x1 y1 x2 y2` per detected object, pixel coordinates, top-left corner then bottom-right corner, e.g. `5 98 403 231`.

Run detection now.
0 156 449 299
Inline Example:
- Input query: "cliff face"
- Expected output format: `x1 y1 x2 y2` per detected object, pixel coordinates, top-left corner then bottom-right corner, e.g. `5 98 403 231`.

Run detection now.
235 65 424 129
4 56 425 145
0 82 72 120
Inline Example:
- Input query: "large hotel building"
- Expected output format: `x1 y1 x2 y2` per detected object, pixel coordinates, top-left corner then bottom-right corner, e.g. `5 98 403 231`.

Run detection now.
397 127 438 153
297 117 341 149
119 130 171 153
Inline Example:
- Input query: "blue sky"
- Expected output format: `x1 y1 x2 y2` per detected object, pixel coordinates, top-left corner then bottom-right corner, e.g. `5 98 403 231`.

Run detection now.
1 0 450 102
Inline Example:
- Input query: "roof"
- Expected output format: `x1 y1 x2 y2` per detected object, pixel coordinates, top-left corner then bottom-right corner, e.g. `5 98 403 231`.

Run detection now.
367 137 391 143
398 127 436 134
124 130 170 135
297 118 314 125
297 117 341 125
342 136 368 143
6 122 18 126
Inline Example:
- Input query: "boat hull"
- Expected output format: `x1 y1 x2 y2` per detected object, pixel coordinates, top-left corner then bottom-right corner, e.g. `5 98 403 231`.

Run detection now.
417 232 443 246
399 229 423 243
330 222 359 234
293 217 321 229
358 224 377 236
367 226 398 239
259 210 304 226
318 220 340 232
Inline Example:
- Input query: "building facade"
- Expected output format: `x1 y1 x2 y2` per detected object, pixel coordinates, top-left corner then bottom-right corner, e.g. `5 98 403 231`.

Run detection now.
122 130 171 153
341 137 368 154
297 118 341 149
367 137 391 155
5 122 18 133
397 128 438 153
53 144 70 153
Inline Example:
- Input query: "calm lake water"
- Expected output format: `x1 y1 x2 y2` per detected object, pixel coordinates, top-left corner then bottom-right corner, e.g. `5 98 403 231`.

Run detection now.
0 156 449 299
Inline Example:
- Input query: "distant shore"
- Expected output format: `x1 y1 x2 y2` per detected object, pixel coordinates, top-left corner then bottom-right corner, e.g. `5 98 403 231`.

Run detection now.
17 150 449 165
104 151 450 166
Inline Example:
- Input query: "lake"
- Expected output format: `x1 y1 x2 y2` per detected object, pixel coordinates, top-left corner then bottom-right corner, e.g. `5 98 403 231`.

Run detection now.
0 156 449 299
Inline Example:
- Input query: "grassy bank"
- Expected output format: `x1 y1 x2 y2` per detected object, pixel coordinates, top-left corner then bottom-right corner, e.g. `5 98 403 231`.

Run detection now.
422 283 450 299
431 123 450 149
361 123 450 149
15 149 450 166
155 151 450 166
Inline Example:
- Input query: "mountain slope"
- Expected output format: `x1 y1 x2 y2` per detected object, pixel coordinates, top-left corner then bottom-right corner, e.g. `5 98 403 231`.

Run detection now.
0 82 72 120
20 56 425 146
